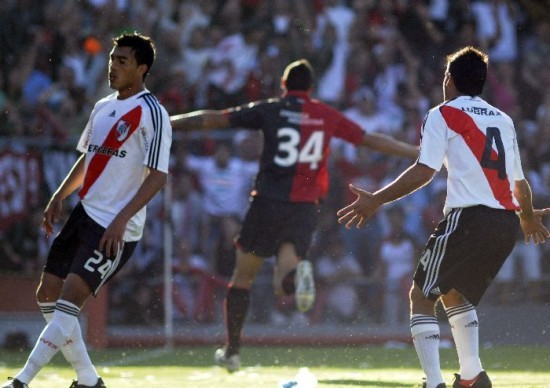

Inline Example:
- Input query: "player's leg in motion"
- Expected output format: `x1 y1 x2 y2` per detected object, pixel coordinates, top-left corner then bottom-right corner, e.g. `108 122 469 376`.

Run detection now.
274 242 315 312
216 248 263 372
7 274 95 387
37 273 100 386
441 292 490 388
410 283 446 388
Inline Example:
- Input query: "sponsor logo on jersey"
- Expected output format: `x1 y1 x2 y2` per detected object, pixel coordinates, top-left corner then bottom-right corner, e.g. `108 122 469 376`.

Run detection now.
116 120 131 141
87 144 127 158
109 110 116 117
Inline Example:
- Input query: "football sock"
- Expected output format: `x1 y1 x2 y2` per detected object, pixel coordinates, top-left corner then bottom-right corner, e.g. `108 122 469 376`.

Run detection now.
282 269 296 295
410 314 445 388
225 286 250 356
445 303 483 380
16 300 80 384
39 302 99 386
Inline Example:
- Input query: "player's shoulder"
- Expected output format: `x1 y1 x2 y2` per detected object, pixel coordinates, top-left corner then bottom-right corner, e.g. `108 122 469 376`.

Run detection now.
137 90 169 116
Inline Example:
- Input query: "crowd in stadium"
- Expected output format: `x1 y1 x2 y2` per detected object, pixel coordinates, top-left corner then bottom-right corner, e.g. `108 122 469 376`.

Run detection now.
1 0 549 327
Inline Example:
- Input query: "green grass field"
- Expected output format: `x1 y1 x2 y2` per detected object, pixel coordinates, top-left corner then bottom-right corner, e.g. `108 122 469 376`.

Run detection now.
1 345 550 387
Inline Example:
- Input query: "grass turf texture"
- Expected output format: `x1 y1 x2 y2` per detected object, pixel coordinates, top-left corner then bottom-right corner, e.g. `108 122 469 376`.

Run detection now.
1 345 550 387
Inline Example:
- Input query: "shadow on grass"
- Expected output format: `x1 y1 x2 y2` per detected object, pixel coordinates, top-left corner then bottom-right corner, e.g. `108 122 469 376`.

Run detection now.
319 379 411 387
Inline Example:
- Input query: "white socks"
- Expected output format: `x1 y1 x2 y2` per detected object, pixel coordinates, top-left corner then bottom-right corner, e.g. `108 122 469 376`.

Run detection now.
38 302 99 386
411 314 445 388
446 303 483 380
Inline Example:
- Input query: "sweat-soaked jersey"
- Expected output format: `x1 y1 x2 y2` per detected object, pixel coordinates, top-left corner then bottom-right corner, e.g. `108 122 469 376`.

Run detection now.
227 91 364 203
418 95 523 214
77 89 172 241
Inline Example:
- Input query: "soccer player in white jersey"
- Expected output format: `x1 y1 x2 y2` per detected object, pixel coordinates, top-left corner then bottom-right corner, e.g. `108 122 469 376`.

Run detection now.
3 33 172 388
337 46 550 388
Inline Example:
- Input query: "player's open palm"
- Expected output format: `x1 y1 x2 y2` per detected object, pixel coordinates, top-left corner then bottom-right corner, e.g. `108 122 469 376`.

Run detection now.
520 208 550 244
337 184 382 229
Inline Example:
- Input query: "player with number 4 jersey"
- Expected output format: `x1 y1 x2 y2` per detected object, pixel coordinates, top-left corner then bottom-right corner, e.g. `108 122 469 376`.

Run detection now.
170 59 418 372
337 46 550 388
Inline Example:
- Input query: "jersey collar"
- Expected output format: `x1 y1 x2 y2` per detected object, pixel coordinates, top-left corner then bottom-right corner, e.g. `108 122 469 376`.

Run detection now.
283 90 311 100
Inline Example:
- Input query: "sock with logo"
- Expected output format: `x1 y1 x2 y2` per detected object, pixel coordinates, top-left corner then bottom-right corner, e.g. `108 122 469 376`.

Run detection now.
16 300 80 384
225 286 250 356
39 302 99 386
445 303 483 380
410 314 445 388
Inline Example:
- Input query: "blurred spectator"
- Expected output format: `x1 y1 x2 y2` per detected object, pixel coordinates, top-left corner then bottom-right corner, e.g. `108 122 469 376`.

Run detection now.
184 141 248 277
376 205 417 327
316 235 363 323
495 231 543 303
0 207 46 276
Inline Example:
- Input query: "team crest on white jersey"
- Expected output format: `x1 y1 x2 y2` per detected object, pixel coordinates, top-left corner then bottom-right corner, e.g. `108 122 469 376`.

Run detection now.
116 120 131 141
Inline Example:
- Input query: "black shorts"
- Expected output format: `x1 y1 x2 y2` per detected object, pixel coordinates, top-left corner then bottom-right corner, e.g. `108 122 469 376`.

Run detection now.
236 196 319 258
414 205 519 306
45 202 137 296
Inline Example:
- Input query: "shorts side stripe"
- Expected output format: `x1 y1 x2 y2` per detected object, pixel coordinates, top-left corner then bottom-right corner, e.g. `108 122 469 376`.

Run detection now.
423 208 462 295
94 243 124 296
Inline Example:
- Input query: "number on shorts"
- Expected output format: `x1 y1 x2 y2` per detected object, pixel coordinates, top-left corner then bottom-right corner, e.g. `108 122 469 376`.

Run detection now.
84 250 113 279
274 127 324 169
419 249 431 271
480 126 506 180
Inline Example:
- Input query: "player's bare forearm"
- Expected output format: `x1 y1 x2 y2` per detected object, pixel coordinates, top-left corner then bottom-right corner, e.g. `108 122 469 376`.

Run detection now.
116 169 168 223
52 154 86 201
100 169 168 257
514 179 550 244
514 179 535 216
170 110 230 132
361 132 419 159
43 154 86 236
373 162 435 204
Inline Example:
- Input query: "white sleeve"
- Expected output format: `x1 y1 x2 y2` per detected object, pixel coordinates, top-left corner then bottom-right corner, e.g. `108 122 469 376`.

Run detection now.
512 132 525 181
417 109 447 171
144 105 172 173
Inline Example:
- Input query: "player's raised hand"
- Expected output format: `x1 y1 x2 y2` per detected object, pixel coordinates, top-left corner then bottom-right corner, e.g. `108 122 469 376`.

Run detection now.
43 196 63 238
520 208 550 245
337 184 382 229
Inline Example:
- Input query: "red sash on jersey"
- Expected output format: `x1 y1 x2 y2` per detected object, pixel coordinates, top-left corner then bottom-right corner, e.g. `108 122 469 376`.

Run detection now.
79 106 142 198
440 105 518 210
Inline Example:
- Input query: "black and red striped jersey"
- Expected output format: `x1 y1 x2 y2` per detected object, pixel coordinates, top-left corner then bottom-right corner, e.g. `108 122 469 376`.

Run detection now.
227 91 364 203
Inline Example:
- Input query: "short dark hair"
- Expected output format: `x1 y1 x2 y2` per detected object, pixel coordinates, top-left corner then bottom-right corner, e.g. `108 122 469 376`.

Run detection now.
446 46 488 96
113 32 156 79
283 59 314 91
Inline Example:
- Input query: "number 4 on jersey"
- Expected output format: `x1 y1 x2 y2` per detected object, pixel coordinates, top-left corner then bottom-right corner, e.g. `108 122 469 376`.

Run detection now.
480 127 506 180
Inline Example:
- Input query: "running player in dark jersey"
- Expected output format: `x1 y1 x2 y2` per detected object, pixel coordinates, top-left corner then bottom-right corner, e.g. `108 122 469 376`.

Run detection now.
170 59 418 372
337 46 550 388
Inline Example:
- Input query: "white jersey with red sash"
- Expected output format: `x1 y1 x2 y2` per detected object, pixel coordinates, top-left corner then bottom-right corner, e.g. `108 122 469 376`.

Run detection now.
77 89 172 241
418 95 524 215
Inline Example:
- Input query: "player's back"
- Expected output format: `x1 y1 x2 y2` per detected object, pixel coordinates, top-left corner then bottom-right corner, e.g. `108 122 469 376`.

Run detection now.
228 91 363 203
435 95 520 212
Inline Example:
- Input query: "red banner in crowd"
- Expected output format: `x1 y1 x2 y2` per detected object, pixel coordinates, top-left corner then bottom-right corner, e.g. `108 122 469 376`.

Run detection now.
0 150 41 231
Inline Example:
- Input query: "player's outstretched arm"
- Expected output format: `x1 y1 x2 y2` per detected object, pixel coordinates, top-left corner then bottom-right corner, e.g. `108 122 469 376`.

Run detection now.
361 132 419 159
170 110 230 132
337 162 435 229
